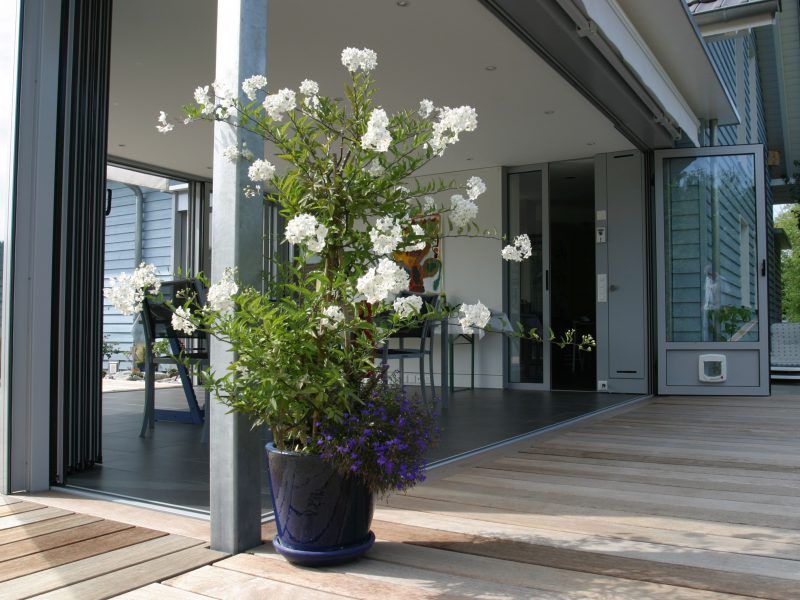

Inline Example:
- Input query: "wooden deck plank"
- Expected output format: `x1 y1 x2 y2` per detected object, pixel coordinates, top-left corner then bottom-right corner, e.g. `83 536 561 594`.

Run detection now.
165 564 350 600
112 582 210 599
0 535 205 599
0 518 133 562
217 552 461 600
0 507 73 530
0 513 102 546
0 500 46 517
0 526 165 582
33 546 227 600
240 549 539 600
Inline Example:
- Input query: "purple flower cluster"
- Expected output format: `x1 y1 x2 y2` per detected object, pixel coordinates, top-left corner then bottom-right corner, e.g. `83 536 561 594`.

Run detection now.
315 384 439 495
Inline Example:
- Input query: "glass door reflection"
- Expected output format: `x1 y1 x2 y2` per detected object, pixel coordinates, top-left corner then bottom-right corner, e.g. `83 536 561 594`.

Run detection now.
507 168 548 387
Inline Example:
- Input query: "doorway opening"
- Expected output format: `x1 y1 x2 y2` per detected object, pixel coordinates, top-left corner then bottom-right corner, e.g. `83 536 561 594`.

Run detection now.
549 159 596 390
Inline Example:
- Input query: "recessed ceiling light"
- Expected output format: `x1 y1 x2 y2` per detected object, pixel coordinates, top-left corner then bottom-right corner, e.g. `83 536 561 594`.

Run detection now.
397 0 410 6
466 157 474 161
117 144 125 147
206 166 213 170
544 110 555 115
587 141 596 146
485 65 497 71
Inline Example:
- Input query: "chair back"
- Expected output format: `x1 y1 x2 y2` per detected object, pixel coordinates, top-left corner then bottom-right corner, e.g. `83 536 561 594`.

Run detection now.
141 279 208 357
391 292 442 342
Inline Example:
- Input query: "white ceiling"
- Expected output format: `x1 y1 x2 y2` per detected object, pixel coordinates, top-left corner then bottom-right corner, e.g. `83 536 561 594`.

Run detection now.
108 0 632 179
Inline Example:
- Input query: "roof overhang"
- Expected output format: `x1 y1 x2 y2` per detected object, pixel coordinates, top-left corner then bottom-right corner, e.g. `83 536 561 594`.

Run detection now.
690 0 781 38
614 0 741 128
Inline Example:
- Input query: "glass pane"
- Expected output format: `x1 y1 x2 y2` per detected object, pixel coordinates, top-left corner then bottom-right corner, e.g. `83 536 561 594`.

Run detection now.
663 154 758 342
507 170 544 383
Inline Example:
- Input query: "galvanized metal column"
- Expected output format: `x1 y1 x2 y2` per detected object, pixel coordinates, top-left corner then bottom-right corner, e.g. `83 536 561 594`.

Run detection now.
209 0 267 554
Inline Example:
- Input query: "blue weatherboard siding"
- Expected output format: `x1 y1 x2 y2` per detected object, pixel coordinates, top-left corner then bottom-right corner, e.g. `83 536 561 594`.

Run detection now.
103 181 175 368
694 32 781 330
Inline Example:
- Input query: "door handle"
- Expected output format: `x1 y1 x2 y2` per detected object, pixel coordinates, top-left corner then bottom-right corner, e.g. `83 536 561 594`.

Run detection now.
761 259 766 277
545 269 549 291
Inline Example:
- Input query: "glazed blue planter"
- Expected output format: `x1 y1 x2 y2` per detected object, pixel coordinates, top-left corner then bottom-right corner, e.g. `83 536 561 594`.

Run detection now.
266 443 375 566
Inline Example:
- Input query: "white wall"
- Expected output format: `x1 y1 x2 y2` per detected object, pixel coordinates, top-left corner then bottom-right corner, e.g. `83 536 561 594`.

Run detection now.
398 166 505 389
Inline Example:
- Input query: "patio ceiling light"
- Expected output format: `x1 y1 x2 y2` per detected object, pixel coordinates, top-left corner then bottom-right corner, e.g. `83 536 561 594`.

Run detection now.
544 110 555 115
485 65 497 71
396 1 410 6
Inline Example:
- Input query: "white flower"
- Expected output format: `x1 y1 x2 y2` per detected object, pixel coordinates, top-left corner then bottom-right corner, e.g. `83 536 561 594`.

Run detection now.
285 213 328 253
341 47 378 73
206 268 239 314
263 88 296 121
222 145 240 163
156 111 174 134
299 79 319 96
194 85 214 115
212 81 235 118
450 194 478 228
501 234 533 262
428 105 478 156
356 258 410 304
319 305 345 330
171 306 197 335
459 301 490 335
402 223 426 252
393 294 423 318
422 195 436 212
243 185 261 198
104 263 161 316
248 159 276 183
242 75 267 101
466 176 486 200
361 108 392 152
369 217 404 255
419 99 435 118
366 160 384 177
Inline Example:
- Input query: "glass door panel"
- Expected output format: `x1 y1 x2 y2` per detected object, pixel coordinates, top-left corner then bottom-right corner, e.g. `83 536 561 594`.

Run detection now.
506 167 549 387
656 145 768 395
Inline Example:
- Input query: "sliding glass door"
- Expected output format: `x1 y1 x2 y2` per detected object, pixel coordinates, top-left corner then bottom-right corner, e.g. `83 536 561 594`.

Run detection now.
505 165 550 389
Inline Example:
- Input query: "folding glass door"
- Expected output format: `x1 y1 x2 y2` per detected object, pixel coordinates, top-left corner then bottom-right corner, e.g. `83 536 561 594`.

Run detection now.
505 165 550 389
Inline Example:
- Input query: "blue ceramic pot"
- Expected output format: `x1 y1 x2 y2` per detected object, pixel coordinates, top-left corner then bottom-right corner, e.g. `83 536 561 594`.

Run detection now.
266 443 375 566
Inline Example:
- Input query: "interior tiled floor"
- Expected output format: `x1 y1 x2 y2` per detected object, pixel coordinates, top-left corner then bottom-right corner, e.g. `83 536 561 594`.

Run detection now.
67 384 643 512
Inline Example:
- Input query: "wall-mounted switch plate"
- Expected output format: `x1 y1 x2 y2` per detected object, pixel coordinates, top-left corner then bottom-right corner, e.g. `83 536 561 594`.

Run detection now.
597 380 608 392
596 226 607 244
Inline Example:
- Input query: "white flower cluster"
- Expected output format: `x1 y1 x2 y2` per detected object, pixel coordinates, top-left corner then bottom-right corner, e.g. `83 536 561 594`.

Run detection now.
285 213 328 253
402 223 426 252
466 176 486 200
341 47 378 73
459 301 491 335
206 267 239 314
370 217 404 255
299 79 319 96
194 85 214 116
501 234 533 262
365 159 384 177
156 111 173 134
319 305 345 330
242 74 268 101
429 106 478 156
357 258 409 304
422 195 436 212
104 263 162 316
418 99 435 118
171 305 197 335
393 294 423 318
361 108 392 152
212 81 235 118
450 194 478 228
248 158 276 183
263 88 296 121
222 143 254 164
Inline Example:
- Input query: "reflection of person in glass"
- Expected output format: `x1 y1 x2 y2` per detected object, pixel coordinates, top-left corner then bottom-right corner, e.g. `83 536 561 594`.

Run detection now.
703 264 719 341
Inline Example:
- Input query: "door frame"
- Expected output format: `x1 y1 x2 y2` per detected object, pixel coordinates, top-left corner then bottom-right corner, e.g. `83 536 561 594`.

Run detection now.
503 163 551 390
654 144 769 395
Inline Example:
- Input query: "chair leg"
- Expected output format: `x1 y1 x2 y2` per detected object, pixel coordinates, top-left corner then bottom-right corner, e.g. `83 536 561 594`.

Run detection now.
140 357 155 438
428 347 435 404
419 354 428 404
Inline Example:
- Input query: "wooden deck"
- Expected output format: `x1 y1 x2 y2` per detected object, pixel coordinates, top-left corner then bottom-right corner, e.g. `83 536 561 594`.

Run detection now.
0 497 224 598
4 394 800 598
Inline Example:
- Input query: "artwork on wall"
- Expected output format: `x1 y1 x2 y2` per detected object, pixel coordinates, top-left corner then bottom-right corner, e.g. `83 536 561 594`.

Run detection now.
393 214 442 293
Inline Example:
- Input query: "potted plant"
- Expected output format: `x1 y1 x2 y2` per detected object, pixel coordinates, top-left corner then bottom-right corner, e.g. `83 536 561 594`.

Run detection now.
106 47 594 566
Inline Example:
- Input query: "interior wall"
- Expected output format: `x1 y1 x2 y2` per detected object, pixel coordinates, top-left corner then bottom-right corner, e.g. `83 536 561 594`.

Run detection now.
396 166 505 389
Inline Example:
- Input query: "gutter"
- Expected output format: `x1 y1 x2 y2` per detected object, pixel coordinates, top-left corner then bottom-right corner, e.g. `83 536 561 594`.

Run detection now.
123 184 144 266
692 0 781 38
